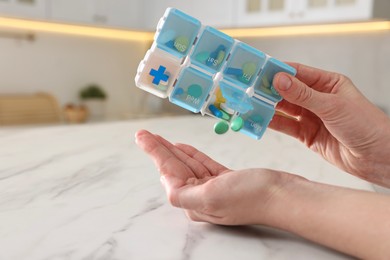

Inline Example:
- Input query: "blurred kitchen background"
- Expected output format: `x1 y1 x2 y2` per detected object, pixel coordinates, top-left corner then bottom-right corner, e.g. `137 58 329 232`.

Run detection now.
0 0 389 125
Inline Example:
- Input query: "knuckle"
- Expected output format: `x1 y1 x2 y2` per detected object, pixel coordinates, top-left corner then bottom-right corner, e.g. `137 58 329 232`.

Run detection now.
167 190 179 207
295 83 313 104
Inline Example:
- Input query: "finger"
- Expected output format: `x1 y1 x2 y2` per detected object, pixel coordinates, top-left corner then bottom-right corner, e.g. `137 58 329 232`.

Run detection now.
276 99 303 118
135 130 174 168
269 114 302 139
154 134 212 179
286 62 340 93
174 143 229 176
135 130 192 186
273 72 330 117
184 210 223 224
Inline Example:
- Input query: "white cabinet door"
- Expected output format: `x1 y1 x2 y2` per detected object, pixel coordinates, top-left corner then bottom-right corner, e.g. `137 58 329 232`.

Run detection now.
299 0 373 23
0 0 46 19
100 0 142 29
235 0 293 27
48 0 141 28
185 0 234 28
140 0 234 30
48 0 93 24
234 0 375 27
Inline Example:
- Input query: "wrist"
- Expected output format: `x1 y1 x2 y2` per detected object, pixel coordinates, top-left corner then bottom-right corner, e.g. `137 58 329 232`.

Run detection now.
260 172 310 228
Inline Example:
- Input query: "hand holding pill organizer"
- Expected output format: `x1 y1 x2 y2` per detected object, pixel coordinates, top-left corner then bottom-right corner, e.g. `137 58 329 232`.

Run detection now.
135 8 296 140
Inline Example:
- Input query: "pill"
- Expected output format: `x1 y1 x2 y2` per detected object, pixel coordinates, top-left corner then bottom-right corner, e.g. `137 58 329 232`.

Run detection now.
220 110 231 121
174 36 189 53
174 87 185 96
195 51 210 63
215 50 225 67
165 40 175 49
225 67 243 76
220 103 235 115
262 76 270 88
231 116 244 132
214 120 229 135
215 44 226 53
207 45 226 67
242 62 257 76
208 104 223 118
215 88 226 104
187 84 202 98
156 84 168 91
270 85 280 96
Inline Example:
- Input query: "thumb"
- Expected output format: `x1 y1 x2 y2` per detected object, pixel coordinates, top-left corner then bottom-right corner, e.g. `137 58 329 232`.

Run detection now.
274 72 328 116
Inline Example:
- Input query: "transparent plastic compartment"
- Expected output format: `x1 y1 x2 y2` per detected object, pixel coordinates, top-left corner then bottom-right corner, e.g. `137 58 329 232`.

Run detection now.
254 58 297 102
223 42 266 88
190 26 234 73
219 80 253 114
239 98 275 140
135 48 182 98
170 67 214 113
156 9 201 58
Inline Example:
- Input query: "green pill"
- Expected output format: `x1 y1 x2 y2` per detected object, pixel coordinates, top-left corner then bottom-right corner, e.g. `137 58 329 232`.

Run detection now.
242 62 257 76
195 51 210 63
215 50 226 67
174 36 189 53
187 84 203 98
231 117 244 132
214 120 229 135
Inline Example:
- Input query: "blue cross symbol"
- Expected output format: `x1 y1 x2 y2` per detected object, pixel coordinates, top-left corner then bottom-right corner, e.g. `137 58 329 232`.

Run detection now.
149 65 169 85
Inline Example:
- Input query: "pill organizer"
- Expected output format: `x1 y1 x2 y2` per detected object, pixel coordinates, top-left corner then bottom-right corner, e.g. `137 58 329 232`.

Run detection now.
135 8 296 140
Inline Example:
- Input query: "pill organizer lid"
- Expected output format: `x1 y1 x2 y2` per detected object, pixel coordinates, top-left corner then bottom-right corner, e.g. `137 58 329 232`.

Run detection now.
223 42 266 89
190 26 235 73
268 58 296 75
155 8 201 58
220 81 253 114
239 98 275 140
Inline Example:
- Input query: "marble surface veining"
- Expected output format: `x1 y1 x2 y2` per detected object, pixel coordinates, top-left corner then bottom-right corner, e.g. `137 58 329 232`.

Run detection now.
0 115 373 260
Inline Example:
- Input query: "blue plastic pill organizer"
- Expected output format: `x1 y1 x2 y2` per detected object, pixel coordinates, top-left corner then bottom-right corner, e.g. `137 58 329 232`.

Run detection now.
135 8 296 140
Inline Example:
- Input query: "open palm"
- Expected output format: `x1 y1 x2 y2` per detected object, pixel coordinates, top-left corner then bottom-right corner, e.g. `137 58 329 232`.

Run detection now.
135 130 289 225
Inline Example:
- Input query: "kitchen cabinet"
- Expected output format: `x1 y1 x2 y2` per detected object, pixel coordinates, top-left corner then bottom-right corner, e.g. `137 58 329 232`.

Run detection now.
1 0 389 30
234 0 390 27
47 0 141 28
0 0 46 19
140 0 235 30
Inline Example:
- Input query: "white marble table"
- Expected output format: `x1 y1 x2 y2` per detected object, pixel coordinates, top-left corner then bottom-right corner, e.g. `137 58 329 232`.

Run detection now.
1 115 376 260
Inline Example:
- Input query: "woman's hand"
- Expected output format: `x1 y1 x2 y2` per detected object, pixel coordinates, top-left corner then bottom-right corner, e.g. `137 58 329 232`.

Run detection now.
135 129 295 226
135 129 390 259
271 63 390 187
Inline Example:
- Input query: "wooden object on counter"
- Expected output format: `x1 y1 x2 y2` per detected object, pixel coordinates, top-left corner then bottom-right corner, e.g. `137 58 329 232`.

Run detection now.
0 92 62 125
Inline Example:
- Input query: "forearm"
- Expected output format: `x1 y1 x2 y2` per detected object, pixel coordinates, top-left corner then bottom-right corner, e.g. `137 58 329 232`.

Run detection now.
267 177 390 259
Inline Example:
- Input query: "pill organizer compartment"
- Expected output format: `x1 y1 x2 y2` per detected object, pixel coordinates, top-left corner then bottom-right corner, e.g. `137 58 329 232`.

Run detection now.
219 80 253 114
156 9 201 58
239 98 275 140
223 43 266 89
254 58 297 102
203 84 234 122
190 26 234 73
170 67 214 113
135 48 182 98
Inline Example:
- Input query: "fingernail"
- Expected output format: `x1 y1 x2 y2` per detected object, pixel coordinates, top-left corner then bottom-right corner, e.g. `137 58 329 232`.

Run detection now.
277 74 292 91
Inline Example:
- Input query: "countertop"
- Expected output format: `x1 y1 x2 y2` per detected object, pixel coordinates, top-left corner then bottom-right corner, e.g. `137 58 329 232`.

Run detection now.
0 115 376 260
